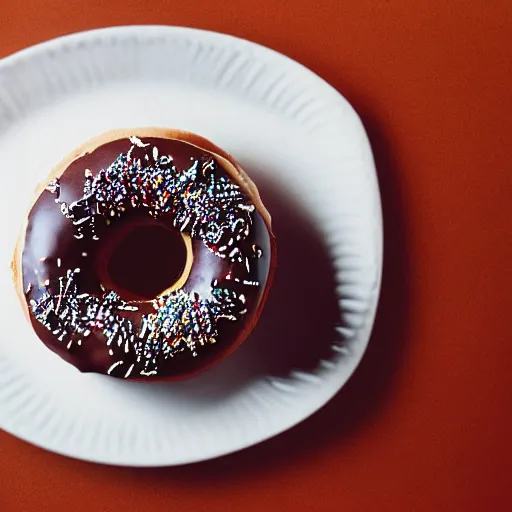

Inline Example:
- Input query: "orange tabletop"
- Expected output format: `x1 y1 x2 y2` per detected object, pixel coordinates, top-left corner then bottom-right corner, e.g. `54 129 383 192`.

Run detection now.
0 2 511 511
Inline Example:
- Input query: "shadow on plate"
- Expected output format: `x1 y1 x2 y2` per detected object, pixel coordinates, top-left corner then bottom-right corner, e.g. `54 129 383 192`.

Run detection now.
112 99 412 481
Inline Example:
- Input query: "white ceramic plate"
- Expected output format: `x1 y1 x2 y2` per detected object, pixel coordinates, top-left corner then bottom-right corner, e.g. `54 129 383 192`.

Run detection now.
0 26 382 466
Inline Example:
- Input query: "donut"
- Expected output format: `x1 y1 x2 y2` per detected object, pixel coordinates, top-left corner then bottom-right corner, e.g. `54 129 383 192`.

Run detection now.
12 128 275 380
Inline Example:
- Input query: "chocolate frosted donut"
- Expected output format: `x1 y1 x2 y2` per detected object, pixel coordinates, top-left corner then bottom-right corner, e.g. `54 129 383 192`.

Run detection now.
12 128 275 380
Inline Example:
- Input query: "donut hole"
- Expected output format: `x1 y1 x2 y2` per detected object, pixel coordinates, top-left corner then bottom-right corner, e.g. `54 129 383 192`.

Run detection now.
97 218 191 301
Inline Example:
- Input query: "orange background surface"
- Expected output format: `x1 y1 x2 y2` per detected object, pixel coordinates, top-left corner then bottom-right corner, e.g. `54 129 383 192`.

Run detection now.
0 1 511 511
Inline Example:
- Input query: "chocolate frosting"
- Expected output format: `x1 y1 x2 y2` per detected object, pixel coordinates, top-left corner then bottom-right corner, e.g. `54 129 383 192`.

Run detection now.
21 137 271 379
